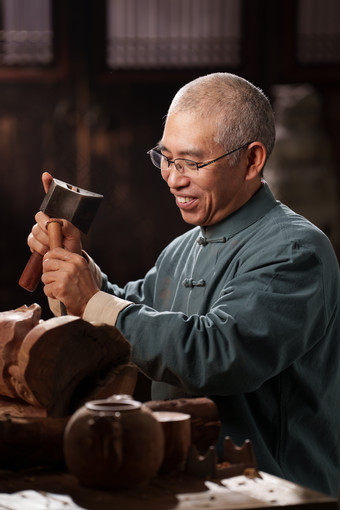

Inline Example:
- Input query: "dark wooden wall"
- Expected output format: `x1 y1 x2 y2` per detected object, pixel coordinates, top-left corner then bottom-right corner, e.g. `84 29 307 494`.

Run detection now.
1 0 339 317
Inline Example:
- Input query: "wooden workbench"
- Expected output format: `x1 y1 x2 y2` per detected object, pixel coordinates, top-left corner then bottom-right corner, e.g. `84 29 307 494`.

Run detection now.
0 467 337 509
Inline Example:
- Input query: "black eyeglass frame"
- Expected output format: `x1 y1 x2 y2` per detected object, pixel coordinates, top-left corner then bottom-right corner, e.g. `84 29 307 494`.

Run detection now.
147 141 253 174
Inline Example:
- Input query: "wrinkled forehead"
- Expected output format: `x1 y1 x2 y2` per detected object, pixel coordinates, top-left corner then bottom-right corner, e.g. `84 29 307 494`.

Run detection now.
161 111 220 157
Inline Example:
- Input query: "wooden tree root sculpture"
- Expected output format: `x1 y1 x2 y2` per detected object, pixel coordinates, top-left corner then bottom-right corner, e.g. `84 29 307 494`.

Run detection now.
0 304 137 417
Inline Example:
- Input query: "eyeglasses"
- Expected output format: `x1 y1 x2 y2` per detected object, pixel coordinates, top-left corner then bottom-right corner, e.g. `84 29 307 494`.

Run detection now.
147 142 251 175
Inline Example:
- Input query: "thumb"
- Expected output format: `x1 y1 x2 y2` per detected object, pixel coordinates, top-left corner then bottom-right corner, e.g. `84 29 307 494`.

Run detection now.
42 171 54 194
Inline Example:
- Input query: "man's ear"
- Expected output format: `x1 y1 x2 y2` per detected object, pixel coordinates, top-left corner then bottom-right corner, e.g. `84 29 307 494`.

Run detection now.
245 142 267 181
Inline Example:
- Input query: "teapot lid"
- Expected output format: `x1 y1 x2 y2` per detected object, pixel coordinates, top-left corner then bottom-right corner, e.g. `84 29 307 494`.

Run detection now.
85 394 141 414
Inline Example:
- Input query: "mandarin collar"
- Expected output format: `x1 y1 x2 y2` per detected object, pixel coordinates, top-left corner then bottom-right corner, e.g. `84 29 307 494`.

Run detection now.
199 181 278 242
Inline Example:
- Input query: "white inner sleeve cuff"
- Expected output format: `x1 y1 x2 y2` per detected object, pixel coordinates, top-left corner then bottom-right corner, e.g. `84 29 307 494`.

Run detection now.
82 250 103 288
48 297 62 316
82 291 132 326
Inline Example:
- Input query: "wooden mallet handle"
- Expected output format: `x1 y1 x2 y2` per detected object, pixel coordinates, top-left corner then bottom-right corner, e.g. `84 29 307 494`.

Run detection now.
18 252 43 292
46 219 67 316
18 219 64 292
46 219 63 250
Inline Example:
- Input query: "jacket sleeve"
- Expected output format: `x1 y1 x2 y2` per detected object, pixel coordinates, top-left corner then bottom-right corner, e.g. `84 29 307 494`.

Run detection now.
84 240 337 396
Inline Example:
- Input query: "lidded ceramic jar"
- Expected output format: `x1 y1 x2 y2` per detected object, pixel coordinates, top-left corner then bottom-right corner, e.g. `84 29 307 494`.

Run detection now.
63 395 164 488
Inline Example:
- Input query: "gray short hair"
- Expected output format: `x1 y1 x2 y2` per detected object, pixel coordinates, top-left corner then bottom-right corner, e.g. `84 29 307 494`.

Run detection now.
168 72 276 167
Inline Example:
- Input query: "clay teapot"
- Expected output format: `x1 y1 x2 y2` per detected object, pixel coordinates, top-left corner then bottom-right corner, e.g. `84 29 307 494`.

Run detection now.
63 395 164 488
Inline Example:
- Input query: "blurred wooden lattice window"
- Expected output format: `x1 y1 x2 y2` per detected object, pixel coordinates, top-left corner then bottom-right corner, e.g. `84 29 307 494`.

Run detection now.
106 0 242 69
0 0 53 66
297 0 340 64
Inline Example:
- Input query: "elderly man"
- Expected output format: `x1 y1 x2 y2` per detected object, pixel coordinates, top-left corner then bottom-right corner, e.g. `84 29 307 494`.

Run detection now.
28 73 340 497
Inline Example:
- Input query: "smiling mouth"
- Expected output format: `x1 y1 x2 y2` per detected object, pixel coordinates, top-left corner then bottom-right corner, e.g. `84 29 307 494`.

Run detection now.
176 196 195 204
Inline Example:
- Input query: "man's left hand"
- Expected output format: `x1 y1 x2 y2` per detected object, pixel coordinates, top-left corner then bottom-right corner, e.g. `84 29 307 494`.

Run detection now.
42 248 99 316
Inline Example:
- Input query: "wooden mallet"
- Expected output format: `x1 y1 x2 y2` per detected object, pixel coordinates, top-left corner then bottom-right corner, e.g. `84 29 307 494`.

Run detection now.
19 178 103 294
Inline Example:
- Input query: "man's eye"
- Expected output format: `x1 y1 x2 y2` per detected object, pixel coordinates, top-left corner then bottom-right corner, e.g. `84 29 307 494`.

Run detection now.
186 160 197 169
160 156 170 170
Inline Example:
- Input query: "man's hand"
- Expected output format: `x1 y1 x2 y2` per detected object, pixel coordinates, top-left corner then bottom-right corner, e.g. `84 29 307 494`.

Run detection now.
42 248 99 316
28 211 82 256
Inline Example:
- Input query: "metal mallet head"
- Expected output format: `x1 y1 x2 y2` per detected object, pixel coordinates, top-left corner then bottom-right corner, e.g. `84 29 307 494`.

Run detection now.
19 178 103 292
40 179 103 234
